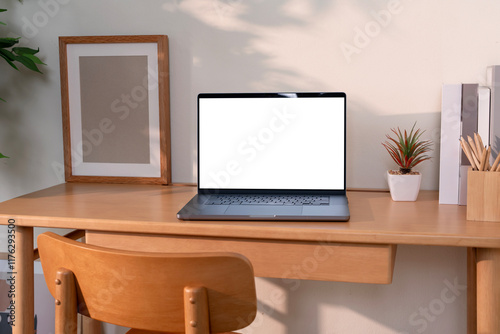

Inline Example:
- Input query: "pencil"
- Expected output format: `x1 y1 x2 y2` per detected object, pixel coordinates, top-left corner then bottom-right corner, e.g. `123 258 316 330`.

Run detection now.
479 148 488 171
468 136 480 162
484 146 491 171
474 133 484 157
491 151 500 171
477 133 485 151
460 138 477 170
468 139 480 169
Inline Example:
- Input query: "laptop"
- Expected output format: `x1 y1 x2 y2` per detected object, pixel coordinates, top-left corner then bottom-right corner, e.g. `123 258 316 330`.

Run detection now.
177 92 350 221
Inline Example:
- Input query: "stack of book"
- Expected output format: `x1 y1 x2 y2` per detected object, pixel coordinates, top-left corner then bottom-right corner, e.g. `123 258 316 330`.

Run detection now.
439 65 500 205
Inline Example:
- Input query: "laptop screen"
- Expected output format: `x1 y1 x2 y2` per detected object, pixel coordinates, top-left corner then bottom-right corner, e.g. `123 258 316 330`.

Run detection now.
198 93 346 193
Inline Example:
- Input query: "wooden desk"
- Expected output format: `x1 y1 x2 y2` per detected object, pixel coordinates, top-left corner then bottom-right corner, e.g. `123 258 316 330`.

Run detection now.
0 183 499 334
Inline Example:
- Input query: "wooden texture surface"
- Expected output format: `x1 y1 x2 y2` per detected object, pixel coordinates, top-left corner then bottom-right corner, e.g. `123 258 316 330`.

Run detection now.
86 231 397 284
38 232 257 333
55 268 78 334
467 169 500 222
184 286 210 334
476 248 500 333
2 183 500 334
467 248 477 334
13 226 34 334
1 183 500 248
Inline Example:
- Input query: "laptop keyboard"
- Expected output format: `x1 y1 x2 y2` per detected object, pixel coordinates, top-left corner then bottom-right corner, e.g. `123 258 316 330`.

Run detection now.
205 194 330 206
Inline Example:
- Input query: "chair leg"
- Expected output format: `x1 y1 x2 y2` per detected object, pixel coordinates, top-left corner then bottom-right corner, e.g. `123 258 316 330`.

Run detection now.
55 268 78 334
184 286 210 334
82 316 101 334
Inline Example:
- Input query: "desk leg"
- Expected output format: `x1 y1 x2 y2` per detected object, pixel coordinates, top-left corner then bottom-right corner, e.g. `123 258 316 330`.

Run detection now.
477 248 500 333
468 248 477 334
13 226 34 334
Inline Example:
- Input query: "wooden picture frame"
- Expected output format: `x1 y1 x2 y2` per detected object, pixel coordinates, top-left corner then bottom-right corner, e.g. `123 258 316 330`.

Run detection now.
59 35 171 184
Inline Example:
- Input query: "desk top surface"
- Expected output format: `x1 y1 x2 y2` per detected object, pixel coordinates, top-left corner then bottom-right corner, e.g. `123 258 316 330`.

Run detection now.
1 183 499 248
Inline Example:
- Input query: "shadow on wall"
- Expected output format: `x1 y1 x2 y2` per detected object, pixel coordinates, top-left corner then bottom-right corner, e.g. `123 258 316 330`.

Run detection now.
161 0 441 186
346 103 440 190
160 1 339 182
181 0 333 92
1 0 443 187
245 245 466 334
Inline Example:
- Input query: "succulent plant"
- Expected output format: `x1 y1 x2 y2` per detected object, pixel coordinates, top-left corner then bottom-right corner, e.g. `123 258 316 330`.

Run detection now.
382 123 432 174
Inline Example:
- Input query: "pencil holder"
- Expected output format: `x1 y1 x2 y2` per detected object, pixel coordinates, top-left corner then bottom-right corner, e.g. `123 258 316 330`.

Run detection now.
467 169 500 221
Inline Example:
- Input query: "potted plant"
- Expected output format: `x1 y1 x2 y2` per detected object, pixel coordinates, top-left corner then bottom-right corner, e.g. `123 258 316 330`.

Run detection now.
382 123 432 201
1 6 44 159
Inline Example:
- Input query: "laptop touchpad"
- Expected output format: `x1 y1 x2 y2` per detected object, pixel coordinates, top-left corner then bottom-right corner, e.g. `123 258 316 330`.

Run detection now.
225 206 302 216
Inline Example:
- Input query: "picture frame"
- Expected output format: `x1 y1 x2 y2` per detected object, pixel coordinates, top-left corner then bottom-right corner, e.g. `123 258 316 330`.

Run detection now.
59 35 171 184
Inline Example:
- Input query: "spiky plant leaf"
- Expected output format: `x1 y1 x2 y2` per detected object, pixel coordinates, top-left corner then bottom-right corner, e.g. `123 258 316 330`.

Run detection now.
382 122 433 173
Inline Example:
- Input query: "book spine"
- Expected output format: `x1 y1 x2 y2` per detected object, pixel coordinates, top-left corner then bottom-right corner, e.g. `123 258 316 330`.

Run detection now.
477 86 491 150
458 84 479 205
489 66 500 160
439 84 462 205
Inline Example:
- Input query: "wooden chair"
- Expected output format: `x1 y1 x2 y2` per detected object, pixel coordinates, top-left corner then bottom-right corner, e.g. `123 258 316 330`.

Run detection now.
37 232 257 334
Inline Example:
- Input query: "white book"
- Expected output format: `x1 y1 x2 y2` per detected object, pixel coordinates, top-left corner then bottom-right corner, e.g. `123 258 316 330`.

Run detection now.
439 84 462 205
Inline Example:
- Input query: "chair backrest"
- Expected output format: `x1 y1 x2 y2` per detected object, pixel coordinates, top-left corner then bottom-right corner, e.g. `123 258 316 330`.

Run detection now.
38 232 257 333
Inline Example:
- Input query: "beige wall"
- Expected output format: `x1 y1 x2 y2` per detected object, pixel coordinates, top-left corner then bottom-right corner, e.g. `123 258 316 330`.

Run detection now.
2 0 499 332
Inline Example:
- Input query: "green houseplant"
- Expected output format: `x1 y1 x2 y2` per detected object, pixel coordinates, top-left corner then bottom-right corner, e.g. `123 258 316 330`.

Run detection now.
0 7 44 159
382 123 432 201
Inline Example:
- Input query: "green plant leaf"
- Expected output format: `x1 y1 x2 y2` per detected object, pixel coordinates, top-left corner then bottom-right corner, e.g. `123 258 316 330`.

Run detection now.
12 46 40 56
0 49 20 70
0 152 9 159
21 53 45 65
0 48 16 60
0 37 20 48
14 47 45 66
1 8 6 25
14 54 42 73
1 9 45 75
0 7 5 25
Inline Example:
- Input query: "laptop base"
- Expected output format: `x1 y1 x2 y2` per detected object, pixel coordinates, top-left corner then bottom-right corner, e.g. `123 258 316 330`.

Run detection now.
177 194 350 222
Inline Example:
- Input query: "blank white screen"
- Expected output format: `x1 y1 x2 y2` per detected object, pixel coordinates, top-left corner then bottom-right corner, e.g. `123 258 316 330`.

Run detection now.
199 96 345 190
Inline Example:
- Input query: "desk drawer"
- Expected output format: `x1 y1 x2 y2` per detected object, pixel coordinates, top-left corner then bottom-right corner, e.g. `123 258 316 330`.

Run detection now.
86 231 397 284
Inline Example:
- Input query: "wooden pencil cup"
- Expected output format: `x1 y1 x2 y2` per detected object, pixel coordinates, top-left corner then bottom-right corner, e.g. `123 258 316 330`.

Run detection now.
467 169 500 221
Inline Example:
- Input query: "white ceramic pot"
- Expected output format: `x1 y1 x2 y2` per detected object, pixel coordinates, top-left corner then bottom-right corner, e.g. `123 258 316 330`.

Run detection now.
387 171 422 201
